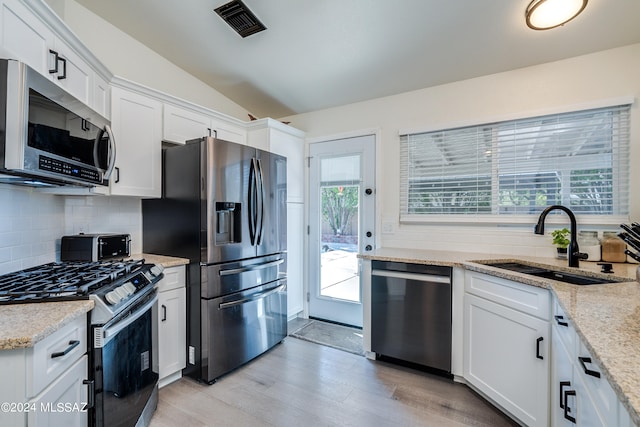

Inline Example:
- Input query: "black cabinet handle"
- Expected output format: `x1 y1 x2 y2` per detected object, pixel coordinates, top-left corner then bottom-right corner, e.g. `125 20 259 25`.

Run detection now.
57 56 67 80
554 315 568 327
559 381 571 409
578 356 601 378
51 340 80 358
83 379 95 409
161 304 167 322
207 127 212 137
365 188 373 195
49 49 59 74
564 390 577 423
536 337 544 360
114 167 120 183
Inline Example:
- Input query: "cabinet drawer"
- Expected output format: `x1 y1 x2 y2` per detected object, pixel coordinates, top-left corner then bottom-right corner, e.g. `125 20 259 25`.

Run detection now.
575 340 618 425
465 271 550 319
156 266 186 292
552 299 576 357
28 354 88 427
27 315 87 398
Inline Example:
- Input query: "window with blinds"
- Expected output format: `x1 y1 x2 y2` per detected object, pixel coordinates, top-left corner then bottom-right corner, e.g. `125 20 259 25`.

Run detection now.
400 104 630 221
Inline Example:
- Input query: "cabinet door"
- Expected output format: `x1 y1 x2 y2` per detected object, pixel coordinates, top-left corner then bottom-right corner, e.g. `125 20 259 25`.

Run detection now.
92 72 110 119
551 325 575 427
1 0 54 74
570 365 608 427
163 104 211 144
28 355 88 427
210 117 246 145
269 128 305 203
286 202 304 317
51 40 91 105
464 293 549 427
158 287 186 381
110 87 162 197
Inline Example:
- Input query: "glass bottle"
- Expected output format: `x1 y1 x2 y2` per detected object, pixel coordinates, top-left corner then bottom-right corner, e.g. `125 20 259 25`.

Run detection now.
601 231 626 263
577 231 600 262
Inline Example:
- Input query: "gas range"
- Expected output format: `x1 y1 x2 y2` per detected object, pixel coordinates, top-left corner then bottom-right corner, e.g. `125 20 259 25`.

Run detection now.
0 259 164 324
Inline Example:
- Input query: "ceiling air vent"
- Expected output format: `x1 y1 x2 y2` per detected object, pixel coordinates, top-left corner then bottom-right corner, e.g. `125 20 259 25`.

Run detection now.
214 0 266 38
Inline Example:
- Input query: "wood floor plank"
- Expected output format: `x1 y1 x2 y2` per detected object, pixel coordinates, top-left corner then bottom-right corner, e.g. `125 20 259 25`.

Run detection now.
150 337 518 427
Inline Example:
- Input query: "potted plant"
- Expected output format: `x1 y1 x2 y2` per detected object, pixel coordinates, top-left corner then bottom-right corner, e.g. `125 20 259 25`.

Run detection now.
551 228 570 259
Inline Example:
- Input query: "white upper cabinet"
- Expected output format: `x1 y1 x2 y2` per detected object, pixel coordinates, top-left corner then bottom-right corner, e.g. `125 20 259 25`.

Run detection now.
162 104 211 144
209 116 246 146
0 0 111 116
110 85 162 197
163 103 247 146
247 119 305 203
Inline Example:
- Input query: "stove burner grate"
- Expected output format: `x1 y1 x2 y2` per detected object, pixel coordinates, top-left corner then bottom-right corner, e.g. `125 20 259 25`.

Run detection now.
0 259 145 303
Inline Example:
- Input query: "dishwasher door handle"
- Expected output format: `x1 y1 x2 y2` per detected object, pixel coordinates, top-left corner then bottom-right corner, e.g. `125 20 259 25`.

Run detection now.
371 269 450 284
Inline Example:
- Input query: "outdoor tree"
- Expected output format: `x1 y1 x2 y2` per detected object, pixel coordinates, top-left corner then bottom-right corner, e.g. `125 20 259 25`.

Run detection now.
322 186 358 236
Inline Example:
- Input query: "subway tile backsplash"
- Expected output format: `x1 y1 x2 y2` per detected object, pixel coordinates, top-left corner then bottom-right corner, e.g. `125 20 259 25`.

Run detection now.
0 185 141 275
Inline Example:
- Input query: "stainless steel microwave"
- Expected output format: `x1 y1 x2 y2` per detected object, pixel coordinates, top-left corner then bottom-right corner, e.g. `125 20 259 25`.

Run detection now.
0 58 115 187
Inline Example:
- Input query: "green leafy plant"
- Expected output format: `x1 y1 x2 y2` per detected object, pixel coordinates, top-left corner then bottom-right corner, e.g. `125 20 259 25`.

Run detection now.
551 228 571 249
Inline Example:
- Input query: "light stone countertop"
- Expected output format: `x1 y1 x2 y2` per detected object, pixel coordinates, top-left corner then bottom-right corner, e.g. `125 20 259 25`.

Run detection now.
0 300 94 350
129 253 190 268
361 247 640 425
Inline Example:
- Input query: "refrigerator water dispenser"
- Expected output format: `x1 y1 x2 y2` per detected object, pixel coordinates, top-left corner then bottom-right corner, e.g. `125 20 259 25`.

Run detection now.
216 202 241 244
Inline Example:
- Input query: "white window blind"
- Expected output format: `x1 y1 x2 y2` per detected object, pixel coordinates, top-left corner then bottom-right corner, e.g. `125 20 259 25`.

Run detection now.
400 104 630 221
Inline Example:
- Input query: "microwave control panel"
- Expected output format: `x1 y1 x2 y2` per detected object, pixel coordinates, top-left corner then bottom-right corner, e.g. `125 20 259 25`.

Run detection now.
39 155 102 183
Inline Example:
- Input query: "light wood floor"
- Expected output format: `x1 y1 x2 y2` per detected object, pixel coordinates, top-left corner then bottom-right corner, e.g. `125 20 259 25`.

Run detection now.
149 337 517 427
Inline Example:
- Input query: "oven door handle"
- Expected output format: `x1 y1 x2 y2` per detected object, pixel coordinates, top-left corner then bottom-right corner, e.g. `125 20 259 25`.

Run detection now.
219 284 285 310
101 294 157 346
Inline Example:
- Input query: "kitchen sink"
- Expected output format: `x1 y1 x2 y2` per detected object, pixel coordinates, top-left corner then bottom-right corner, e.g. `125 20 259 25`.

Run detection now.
484 262 623 285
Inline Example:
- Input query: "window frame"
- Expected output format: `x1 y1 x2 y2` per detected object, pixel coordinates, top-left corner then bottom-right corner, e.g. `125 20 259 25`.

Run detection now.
399 99 633 226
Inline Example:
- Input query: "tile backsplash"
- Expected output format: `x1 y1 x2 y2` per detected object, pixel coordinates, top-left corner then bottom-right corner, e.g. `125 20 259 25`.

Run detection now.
0 185 141 275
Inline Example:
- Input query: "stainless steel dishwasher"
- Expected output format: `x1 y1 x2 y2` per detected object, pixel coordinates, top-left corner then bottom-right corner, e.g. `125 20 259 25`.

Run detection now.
371 260 452 374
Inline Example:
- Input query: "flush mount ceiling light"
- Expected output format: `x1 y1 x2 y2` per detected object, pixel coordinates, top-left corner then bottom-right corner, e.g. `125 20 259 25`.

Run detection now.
526 0 588 30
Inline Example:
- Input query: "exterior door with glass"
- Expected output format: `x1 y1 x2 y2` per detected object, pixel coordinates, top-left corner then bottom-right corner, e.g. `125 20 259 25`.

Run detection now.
308 135 375 327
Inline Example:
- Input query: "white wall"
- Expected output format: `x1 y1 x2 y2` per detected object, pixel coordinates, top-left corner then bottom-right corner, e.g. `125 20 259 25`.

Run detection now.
45 0 250 121
282 44 640 260
0 185 142 275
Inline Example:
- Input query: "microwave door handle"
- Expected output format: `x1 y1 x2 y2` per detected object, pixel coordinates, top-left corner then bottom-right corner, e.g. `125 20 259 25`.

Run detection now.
102 124 117 180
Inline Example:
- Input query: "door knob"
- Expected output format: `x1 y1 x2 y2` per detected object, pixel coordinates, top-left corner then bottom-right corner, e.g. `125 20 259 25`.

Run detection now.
365 245 373 251
366 231 372 238
365 188 373 195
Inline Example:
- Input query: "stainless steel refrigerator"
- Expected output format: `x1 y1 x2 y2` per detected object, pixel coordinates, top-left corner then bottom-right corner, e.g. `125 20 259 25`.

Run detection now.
142 136 287 384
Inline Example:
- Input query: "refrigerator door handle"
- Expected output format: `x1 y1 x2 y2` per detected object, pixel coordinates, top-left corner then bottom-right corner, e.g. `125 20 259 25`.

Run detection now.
256 158 265 245
219 258 284 276
218 284 285 309
248 158 258 245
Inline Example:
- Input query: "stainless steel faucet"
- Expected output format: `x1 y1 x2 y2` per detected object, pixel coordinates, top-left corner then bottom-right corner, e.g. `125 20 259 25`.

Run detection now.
534 205 582 268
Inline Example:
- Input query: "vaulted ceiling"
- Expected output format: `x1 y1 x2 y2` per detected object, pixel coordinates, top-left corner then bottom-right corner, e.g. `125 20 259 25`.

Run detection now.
72 0 640 118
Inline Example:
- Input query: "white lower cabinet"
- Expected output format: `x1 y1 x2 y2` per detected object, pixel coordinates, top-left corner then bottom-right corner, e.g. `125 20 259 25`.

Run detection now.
0 314 88 427
464 271 550 427
156 265 187 388
28 355 88 427
551 299 630 426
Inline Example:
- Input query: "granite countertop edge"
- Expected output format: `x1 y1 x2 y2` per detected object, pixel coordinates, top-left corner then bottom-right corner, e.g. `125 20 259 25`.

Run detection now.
0 300 94 351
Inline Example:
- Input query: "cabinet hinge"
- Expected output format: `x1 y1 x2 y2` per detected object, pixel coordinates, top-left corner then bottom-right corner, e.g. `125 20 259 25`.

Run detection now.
307 225 310 235
306 292 310 302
